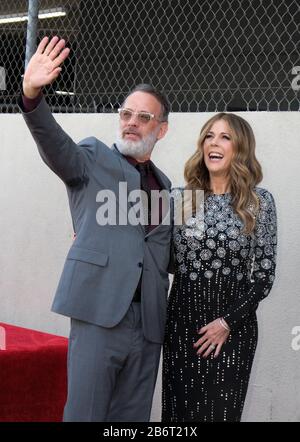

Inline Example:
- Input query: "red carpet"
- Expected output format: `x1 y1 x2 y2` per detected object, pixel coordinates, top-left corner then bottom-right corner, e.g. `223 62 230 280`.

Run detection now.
0 322 68 422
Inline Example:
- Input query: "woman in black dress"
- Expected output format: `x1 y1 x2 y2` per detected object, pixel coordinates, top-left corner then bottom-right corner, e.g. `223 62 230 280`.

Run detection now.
162 113 277 422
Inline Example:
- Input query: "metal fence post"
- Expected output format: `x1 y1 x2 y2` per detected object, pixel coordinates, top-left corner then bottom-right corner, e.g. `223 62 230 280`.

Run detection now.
25 0 40 69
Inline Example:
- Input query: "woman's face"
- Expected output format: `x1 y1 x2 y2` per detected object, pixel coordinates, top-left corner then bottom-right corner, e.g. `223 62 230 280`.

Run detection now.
203 119 235 177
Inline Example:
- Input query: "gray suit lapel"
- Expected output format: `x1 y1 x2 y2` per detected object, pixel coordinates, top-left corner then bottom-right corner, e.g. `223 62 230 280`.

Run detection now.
149 160 171 191
149 160 172 230
111 145 172 234
112 145 145 234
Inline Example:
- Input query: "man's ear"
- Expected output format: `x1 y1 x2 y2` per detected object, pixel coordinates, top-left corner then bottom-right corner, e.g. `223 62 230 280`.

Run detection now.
157 121 169 140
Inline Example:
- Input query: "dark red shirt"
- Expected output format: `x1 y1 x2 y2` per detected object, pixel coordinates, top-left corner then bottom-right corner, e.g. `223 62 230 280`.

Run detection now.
22 92 43 112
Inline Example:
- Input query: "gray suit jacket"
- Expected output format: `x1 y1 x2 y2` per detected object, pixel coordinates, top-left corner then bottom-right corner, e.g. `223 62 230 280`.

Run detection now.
20 97 172 344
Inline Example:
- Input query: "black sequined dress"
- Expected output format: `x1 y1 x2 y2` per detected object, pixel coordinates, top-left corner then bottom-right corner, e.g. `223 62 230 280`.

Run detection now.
162 187 277 422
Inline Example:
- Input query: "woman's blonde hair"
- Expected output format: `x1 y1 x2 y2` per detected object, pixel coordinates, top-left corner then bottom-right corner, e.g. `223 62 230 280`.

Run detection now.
184 113 262 233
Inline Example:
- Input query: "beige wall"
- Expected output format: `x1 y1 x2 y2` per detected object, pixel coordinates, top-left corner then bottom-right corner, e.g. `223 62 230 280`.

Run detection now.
0 111 299 421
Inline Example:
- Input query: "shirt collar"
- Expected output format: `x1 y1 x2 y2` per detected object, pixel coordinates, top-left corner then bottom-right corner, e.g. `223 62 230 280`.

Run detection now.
113 144 151 168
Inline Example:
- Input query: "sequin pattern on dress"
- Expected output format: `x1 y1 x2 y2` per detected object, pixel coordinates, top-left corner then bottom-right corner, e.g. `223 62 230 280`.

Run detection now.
162 187 277 422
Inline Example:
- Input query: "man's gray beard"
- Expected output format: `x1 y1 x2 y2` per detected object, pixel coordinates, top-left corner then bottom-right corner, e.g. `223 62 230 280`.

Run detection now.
115 128 158 160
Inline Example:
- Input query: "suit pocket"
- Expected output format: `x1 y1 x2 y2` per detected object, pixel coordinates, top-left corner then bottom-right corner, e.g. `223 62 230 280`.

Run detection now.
67 246 108 267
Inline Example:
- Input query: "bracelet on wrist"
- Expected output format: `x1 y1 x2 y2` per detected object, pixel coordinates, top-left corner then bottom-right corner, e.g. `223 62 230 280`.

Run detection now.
219 317 230 331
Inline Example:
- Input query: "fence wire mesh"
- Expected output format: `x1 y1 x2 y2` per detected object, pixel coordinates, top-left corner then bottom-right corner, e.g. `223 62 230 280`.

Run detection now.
0 0 299 113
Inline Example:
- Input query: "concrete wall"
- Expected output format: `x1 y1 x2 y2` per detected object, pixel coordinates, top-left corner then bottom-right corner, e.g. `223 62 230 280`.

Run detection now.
0 111 299 421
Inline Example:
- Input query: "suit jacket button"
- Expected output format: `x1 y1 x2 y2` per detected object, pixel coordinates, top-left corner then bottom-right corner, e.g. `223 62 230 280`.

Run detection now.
138 262 143 267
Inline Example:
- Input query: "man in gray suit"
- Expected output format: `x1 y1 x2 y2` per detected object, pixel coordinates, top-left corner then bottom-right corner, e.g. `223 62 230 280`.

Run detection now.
20 36 172 421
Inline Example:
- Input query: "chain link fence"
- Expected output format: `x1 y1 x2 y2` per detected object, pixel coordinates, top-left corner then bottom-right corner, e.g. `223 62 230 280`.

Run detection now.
0 0 299 113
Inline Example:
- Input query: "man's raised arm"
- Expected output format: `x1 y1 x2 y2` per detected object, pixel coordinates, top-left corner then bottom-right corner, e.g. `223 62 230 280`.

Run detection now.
20 36 94 185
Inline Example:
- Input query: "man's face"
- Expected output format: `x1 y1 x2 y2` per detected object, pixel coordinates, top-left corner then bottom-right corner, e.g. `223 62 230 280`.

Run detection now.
116 91 168 160
120 91 167 143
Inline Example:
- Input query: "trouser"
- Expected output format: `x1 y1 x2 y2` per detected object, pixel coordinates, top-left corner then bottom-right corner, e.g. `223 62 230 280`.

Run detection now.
63 302 161 422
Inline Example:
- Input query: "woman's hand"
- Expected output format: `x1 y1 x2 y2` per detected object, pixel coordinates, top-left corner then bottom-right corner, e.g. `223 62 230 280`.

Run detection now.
193 318 230 358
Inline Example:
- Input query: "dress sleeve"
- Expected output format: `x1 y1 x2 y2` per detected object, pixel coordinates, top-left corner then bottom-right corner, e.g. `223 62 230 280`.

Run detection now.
223 189 277 332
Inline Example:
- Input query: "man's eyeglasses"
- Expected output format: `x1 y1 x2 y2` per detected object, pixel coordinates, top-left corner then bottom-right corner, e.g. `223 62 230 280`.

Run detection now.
118 108 163 124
